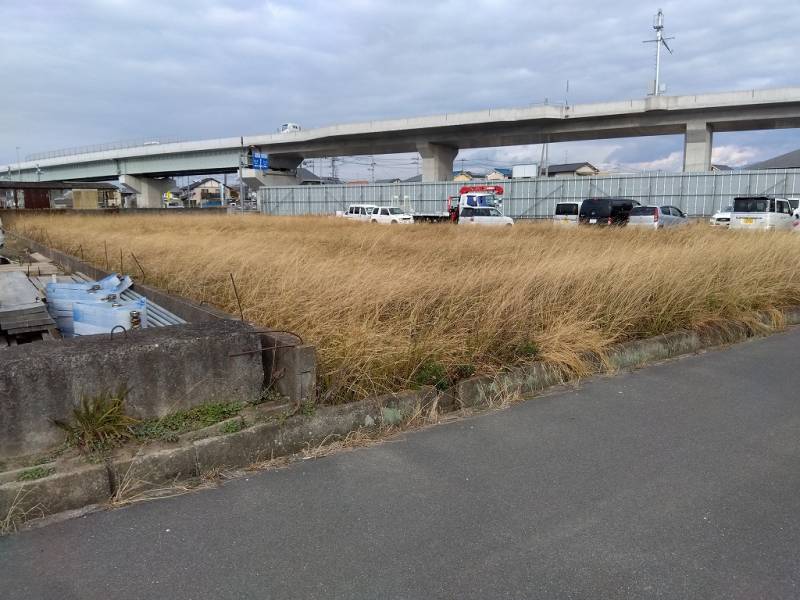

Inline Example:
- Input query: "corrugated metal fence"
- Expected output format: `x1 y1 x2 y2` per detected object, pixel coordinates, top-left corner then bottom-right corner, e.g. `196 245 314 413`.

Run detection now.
258 169 800 218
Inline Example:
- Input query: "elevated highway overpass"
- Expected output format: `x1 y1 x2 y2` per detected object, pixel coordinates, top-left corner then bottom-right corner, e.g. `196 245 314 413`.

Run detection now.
4 87 800 207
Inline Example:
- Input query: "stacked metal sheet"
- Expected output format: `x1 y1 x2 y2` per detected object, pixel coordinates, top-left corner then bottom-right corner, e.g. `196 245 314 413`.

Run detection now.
31 273 186 332
0 272 56 341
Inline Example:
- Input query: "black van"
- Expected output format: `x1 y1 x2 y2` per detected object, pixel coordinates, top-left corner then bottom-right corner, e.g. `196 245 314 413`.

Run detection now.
578 198 640 226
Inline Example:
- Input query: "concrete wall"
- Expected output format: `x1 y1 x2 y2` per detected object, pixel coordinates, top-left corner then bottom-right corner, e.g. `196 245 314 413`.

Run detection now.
0 321 265 459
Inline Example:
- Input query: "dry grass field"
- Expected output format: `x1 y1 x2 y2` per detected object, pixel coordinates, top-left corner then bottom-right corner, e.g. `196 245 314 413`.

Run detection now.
8 212 800 402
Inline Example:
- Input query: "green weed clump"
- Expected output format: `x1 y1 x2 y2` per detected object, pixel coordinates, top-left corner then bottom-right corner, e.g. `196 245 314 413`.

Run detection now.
54 389 138 452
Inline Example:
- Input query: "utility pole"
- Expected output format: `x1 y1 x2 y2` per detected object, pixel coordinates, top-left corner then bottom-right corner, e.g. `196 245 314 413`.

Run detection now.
643 9 674 96
15 146 21 181
369 156 376 183
239 136 245 213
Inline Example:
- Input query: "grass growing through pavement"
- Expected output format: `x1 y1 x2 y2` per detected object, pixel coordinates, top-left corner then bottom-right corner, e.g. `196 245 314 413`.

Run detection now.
10 213 800 402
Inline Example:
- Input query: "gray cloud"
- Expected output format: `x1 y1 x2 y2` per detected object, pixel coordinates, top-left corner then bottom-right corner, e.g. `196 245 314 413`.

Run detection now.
1 0 799 172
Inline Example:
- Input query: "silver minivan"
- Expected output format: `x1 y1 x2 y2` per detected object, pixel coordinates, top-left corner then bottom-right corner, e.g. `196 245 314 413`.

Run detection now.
628 205 689 229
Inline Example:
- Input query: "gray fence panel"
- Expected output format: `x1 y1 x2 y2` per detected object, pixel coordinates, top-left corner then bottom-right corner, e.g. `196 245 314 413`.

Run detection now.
257 170 800 218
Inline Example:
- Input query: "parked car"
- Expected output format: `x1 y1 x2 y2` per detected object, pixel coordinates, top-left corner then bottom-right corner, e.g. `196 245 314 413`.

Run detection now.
369 206 414 224
628 205 688 229
459 206 514 226
553 202 580 226
709 204 733 227
341 204 378 222
165 201 184 209
578 198 640 226
729 196 794 231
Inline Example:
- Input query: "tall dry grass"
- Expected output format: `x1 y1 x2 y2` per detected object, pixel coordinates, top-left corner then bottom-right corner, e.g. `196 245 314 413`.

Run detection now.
8 212 800 402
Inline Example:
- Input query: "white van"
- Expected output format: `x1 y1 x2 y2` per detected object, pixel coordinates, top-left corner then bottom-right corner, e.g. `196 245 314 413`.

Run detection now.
553 202 580 226
729 196 794 231
458 206 514 226
342 204 378 222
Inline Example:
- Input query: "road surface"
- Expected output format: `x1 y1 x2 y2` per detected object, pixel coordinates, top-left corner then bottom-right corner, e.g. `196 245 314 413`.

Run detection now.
2 329 800 599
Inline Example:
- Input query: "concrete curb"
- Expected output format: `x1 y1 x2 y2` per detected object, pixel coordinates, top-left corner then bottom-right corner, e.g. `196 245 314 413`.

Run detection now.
1 463 109 522
3 311 798 530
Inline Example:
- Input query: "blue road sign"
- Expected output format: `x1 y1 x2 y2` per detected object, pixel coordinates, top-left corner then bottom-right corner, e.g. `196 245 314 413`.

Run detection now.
252 154 269 170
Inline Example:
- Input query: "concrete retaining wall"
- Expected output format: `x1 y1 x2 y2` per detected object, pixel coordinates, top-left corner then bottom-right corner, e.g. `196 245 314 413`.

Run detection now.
0 320 265 459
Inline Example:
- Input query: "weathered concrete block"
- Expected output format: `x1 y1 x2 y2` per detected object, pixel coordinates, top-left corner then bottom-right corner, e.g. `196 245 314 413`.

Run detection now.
193 400 381 472
0 463 109 519
109 445 198 497
193 424 277 472
261 332 317 404
454 375 496 408
0 320 264 459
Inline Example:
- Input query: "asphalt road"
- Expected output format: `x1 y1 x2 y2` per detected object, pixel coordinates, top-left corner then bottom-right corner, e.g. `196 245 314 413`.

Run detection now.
3 329 800 599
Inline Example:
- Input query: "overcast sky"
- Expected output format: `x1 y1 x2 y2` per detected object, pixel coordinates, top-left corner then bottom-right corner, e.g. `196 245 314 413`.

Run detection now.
1 0 798 178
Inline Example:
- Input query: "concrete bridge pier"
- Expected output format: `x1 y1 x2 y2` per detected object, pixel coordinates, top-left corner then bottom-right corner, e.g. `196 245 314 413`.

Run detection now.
683 121 713 172
418 142 458 182
119 175 175 208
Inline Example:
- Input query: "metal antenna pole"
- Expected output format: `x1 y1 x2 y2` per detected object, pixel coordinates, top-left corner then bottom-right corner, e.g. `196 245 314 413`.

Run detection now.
654 24 662 94
644 9 674 96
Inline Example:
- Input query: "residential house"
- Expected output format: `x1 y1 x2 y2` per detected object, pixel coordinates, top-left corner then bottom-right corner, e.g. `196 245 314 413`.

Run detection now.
486 168 512 181
181 177 236 206
542 162 600 177
453 170 486 182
